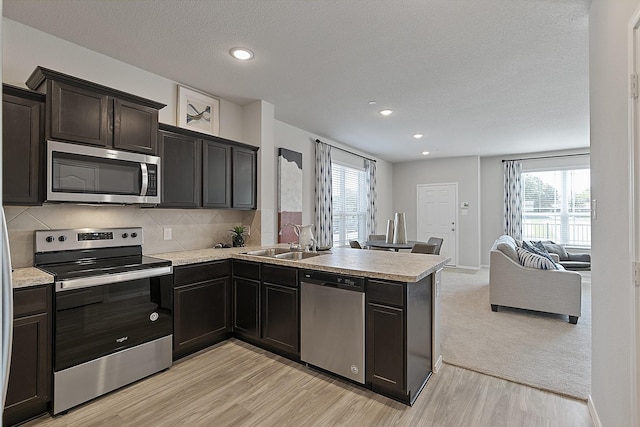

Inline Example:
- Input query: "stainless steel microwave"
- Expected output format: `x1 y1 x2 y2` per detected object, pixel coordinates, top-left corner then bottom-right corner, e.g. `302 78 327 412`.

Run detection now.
46 140 161 204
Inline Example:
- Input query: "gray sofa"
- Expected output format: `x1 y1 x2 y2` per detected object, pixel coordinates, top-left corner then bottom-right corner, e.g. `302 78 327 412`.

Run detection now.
489 235 582 324
541 241 591 271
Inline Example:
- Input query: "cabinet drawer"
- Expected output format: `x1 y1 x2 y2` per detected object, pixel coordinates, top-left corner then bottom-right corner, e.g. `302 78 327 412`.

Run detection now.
367 279 405 307
262 265 298 288
233 260 261 281
13 286 49 318
174 260 230 286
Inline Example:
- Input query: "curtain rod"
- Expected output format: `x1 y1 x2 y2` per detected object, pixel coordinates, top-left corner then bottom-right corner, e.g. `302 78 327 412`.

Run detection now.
501 153 589 162
315 139 377 163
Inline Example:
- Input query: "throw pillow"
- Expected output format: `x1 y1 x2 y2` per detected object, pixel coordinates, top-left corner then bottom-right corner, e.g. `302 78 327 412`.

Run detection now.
516 247 558 270
541 242 568 260
523 241 557 265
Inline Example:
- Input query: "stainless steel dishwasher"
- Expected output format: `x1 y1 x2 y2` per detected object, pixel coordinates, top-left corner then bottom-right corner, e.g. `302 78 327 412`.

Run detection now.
300 270 365 384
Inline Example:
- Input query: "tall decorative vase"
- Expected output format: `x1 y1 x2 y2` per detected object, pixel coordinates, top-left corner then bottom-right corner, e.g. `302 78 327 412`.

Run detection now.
393 212 407 244
385 220 394 243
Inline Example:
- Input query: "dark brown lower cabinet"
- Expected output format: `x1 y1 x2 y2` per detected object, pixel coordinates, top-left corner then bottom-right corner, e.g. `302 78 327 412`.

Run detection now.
232 277 260 340
366 276 432 405
366 302 405 392
261 265 299 357
173 261 231 360
4 286 52 427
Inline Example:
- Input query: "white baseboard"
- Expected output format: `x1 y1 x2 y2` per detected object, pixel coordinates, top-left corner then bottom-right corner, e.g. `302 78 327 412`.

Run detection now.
588 395 602 427
444 265 481 272
433 355 443 373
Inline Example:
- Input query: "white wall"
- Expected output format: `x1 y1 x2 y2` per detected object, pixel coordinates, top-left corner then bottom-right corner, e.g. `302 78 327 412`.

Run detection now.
275 121 394 236
589 1 639 426
393 156 481 268
480 149 590 266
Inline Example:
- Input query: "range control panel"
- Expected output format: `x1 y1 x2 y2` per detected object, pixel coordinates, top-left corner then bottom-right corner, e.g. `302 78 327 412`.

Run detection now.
35 227 143 253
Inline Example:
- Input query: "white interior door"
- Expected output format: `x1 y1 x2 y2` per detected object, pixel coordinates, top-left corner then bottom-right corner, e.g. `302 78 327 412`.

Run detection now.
417 183 457 266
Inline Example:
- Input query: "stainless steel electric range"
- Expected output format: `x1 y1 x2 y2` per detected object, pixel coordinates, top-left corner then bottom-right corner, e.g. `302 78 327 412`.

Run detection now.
34 227 173 415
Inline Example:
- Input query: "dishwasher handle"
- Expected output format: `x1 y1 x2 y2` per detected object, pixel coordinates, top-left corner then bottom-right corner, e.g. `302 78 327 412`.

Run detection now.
301 270 365 292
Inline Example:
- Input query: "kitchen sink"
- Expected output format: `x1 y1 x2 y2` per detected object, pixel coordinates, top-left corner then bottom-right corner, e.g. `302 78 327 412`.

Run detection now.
244 248 291 257
274 251 322 260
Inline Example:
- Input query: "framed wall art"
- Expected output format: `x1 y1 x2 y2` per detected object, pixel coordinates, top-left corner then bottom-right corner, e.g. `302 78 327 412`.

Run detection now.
177 85 220 136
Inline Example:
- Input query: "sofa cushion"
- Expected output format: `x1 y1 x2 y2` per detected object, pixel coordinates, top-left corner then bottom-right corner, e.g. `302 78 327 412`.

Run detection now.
516 247 558 270
523 241 556 265
541 242 568 260
493 235 518 263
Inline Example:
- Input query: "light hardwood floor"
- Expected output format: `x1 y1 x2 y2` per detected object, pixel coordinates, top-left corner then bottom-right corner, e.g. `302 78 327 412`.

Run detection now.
24 339 593 427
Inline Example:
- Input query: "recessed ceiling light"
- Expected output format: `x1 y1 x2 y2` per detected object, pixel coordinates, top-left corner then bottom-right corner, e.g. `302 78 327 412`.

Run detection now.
379 109 393 116
421 151 430 156
230 47 254 60
413 134 424 139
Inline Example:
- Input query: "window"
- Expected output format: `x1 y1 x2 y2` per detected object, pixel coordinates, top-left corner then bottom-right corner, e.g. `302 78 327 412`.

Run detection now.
332 162 367 247
521 168 591 247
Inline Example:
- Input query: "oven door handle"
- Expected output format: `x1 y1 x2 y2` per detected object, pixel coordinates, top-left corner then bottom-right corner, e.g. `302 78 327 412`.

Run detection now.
55 265 173 292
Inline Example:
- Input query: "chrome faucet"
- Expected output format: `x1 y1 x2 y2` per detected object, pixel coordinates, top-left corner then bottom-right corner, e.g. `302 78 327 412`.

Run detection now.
279 223 302 250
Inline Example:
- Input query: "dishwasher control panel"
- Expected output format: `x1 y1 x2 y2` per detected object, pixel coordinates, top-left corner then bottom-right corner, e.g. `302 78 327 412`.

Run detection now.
300 270 365 292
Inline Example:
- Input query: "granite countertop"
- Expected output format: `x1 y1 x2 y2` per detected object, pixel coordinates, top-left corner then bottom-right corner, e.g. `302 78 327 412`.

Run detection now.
155 246 449 282
13 245 449 289
12 267 54 289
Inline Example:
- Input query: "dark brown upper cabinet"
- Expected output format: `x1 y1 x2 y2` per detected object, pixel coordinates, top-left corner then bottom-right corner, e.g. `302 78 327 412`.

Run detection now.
26 66 165 155
232 146 257 209
158 130 201 208
203 139 232 208
2 85 45 205
158 123 258 209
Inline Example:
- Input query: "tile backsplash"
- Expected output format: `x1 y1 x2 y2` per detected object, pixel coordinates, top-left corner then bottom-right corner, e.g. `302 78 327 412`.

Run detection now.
5 204 262 268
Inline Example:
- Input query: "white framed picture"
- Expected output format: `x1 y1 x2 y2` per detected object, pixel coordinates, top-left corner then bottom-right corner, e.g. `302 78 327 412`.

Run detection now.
177 85 220 135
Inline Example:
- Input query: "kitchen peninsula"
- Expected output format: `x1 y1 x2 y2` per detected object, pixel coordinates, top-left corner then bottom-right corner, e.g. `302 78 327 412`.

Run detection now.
156 246 448 405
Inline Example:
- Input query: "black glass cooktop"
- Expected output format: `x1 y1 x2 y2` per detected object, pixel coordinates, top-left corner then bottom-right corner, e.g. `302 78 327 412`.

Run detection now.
38 254 171 281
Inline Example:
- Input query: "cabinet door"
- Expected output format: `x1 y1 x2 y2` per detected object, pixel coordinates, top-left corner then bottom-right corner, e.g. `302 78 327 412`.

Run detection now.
262 283 299 355
3 93 43 205
113 98 159 154
48 80 111 147
232 277 260 339
366 302 405 393
202 140 231 208
173 277 230 359
158 131 201 207
232 147 257 209
4 312 50 426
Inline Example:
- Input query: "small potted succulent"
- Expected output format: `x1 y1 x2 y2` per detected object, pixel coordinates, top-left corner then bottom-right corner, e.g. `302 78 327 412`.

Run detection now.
230 225 249 247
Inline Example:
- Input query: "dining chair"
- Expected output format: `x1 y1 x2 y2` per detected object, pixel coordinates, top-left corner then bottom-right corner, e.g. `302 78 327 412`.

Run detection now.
349 240 362 249
366 234 388 250
411 242 437 254
426 237 444 255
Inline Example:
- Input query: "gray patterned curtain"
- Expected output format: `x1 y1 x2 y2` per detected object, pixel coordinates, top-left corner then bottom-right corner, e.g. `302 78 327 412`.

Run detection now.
503 160 523 241
315 141 333 247
364 159 377 236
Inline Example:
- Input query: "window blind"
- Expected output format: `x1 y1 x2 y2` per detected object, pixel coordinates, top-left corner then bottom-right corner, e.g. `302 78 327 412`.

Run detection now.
521 168 591 247
331 162 367 247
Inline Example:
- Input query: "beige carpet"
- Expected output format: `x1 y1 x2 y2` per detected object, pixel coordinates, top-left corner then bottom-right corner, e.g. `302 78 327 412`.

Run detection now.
440 268 591 400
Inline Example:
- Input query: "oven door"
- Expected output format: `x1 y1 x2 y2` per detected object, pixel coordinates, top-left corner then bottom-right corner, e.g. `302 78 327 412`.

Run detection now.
54 273 172 371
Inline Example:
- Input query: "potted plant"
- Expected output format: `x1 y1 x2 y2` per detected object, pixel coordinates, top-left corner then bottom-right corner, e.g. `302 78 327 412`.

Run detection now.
230 225 249 247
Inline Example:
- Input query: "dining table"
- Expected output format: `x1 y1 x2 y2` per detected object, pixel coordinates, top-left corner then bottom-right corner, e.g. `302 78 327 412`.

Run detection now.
364 240 425 252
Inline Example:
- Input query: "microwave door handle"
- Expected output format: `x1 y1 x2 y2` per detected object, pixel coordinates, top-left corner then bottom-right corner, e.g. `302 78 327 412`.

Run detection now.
140 163 149 196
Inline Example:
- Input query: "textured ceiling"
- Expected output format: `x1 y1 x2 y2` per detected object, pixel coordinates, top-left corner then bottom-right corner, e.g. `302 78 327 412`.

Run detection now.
3 0 591 163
